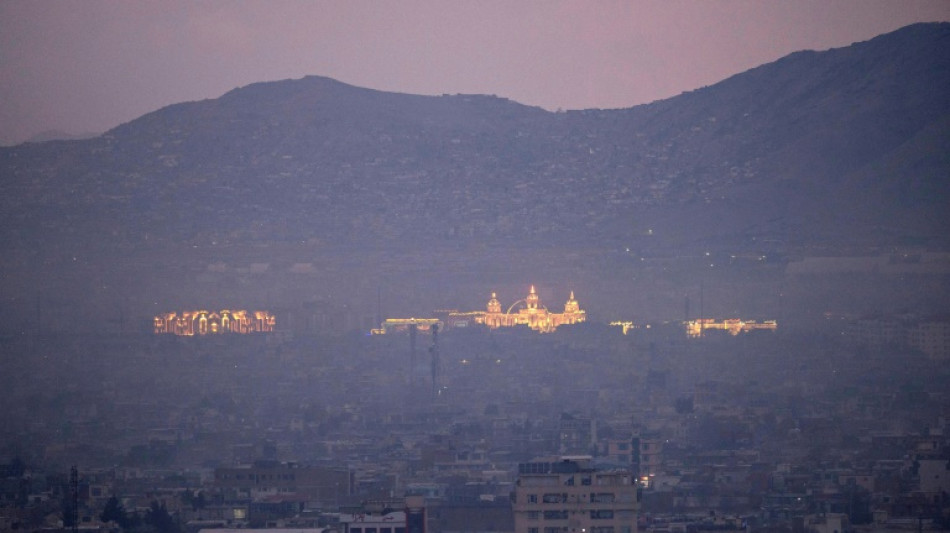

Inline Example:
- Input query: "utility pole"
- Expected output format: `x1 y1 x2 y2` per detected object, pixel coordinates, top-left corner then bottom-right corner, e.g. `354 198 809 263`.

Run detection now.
699 282 705 339
430 324 440 396
409 324 417 387
69 466 79 533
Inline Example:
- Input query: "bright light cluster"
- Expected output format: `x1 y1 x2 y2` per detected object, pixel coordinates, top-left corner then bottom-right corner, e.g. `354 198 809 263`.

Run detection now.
153 310 276 336
685 318 776 338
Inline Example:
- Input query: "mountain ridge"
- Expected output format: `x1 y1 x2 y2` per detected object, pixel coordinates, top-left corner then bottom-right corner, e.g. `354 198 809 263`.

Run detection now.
1 22 948 255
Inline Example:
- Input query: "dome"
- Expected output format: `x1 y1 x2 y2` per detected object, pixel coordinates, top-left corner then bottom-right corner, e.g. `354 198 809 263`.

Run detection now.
564 291 580 314
487 292 502 314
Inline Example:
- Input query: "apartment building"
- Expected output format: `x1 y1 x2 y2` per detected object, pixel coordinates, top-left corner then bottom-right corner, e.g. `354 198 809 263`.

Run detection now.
512 456 638 533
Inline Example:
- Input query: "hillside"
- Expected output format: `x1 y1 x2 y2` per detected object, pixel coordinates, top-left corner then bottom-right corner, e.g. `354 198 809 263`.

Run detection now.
1 23 948 256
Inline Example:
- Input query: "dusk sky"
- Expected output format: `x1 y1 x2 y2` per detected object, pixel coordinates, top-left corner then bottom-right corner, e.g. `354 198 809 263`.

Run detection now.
1 1 948 146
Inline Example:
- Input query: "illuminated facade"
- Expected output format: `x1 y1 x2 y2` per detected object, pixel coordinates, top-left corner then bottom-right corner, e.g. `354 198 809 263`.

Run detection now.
610 321 639 335
373 286 585 334
467 286 586 333
154 310 276 336
685 318 776 338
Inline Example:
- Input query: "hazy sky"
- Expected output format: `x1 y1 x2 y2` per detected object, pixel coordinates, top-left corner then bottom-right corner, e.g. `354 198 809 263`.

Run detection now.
1 1 948 146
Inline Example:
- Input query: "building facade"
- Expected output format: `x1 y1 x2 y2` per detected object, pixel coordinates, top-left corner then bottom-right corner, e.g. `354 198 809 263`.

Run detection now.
512 456 638 533
154 309 276 335
374 286 586 334
469 286 586 333
907 319 950 360
214 462 352 503
685 318 776 338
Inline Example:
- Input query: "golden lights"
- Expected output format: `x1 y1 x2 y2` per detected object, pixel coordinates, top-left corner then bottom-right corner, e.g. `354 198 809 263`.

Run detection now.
470 286 586 333
685 318 776 337
153 310 276 336
372 287 586 334
609 321 638 335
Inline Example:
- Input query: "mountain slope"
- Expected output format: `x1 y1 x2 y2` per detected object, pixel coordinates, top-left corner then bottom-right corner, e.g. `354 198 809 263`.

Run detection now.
1 23 948 254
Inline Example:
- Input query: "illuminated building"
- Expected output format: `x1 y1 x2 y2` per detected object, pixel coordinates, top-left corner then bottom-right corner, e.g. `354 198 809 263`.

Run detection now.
610 321 639 335
373 286 585 334
153 310 276 336
685 318 776 338
469 286 586 333
512 456 638 533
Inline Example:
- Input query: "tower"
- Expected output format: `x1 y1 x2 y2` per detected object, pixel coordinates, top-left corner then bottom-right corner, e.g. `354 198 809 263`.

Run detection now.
429 324 440 396
409 324 418 386
487 292 502 314
526 285 539 311
68 466 79 533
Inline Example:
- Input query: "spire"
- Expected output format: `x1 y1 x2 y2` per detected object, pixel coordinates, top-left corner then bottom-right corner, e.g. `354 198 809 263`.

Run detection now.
526 285 539 310
487 291 502 314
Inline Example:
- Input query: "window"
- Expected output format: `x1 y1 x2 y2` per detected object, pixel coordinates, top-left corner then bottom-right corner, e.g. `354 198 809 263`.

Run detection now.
542 493 566 503
529 494 538 503
527 511 539 520
591 492 615 503
590 509 614 519
543 510 568 520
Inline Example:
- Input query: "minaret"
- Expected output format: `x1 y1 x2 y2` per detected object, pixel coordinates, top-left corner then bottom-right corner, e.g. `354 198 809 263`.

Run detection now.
526 285 539 310
487 292 502 314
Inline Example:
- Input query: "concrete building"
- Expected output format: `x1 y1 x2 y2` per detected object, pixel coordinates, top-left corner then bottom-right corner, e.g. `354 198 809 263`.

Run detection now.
214 462 352 504
512 456 638 533
907 319 950 359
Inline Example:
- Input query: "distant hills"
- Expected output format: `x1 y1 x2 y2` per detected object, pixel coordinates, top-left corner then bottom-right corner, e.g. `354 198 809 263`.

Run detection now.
21 130 101 144
2 22 948 255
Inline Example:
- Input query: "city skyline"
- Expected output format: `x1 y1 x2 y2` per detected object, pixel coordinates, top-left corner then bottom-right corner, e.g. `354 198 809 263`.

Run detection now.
0 4 947 531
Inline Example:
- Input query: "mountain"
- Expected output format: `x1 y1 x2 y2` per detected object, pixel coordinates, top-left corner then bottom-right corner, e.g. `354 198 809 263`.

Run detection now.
20 130 101 144
1 23 948 257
